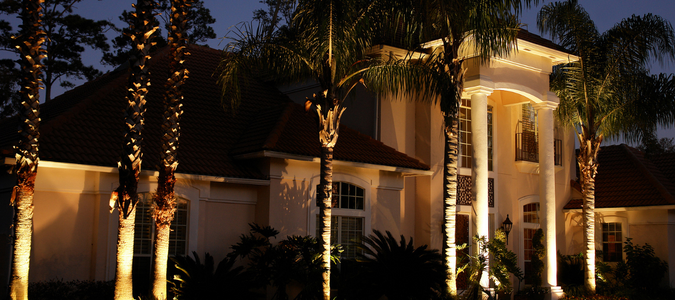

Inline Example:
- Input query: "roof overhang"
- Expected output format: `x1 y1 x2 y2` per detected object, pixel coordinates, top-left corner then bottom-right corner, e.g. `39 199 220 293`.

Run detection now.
563 204 675 213
234 150 433 176
419 36 579 65
3 158 270 186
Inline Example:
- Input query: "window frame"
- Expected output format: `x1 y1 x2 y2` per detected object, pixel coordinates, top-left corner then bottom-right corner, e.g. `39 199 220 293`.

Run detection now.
309 175 372 259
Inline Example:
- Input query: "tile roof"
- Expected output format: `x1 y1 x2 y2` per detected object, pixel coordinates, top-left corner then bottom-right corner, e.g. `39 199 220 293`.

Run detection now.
1 44 429 180
517 29 573 55
564 144 675 209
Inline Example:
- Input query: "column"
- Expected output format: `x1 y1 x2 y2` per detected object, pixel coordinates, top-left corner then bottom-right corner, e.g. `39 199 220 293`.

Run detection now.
533 101 563 299
466 86 492 289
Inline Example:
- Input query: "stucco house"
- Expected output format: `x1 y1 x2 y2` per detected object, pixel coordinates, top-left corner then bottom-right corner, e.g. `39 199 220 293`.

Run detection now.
0 30 608 297
564 144 675 287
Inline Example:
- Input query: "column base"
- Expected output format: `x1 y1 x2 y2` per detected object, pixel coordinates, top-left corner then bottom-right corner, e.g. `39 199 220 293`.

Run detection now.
547 286 564 300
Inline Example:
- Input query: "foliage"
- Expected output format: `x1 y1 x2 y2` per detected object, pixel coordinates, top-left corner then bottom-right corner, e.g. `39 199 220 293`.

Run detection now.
527 228 545 287
488 229 523 293
342 230 445 300
557 252 586 296
28 280 114 300
636 129 675 158
102 0 215 67
170 252 255 300
593 238 669 300
228 223 341 300
561 295 628 300
0 0 113 102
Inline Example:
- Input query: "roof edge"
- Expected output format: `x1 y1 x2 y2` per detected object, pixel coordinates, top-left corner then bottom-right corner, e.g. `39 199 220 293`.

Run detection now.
6 160 270 186
564 204 675 213
234 150 433 175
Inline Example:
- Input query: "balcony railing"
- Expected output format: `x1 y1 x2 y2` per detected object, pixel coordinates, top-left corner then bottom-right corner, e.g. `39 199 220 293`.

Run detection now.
515 120 562 166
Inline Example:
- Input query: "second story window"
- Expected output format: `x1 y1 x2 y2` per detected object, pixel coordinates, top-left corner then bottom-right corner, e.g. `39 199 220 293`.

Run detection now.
459 99 493 171
516 103 563 166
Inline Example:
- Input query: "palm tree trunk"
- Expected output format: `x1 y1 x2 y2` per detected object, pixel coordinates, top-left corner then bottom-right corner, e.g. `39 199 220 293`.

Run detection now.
319 145 334 300
443 117 459 297
578 139 601 294
150 1 188 298
9 1 45 299
151 215 171 300
111 1 157 299
316 100 344 300
115 205 137 300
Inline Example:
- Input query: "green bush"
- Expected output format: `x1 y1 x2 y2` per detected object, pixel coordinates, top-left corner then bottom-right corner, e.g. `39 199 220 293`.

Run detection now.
28 279 114 300
170 252 255 300
342 230 445 300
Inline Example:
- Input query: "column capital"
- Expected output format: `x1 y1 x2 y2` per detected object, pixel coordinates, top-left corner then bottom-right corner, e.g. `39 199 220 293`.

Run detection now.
532 101 558 110
463 74 494 97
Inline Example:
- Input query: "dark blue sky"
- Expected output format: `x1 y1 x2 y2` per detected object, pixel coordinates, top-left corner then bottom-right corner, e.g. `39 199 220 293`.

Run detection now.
3 0 675 141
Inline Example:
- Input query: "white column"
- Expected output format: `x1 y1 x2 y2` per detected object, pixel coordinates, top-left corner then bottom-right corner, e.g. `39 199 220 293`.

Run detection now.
534 101 563 299
467 86 492 289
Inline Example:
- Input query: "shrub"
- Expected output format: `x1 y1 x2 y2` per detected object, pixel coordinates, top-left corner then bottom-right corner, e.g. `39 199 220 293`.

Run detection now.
170 252 254 300
28 279 114 300
345 230 445 300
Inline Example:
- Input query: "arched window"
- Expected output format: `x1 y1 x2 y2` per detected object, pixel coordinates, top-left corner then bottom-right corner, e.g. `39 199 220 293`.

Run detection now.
315 182 366 259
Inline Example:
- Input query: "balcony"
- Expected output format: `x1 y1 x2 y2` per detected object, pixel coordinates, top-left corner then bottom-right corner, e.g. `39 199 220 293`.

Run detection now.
515 121 563 173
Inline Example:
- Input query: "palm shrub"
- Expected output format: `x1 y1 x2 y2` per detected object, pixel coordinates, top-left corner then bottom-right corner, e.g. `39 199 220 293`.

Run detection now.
488 230 523 294
228 223 341 300
557 252 585 296
348 230 445 300
170 252 254 300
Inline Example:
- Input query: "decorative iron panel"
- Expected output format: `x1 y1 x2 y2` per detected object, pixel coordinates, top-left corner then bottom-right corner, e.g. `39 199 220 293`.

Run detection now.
457 175 495 207
458 175 472 205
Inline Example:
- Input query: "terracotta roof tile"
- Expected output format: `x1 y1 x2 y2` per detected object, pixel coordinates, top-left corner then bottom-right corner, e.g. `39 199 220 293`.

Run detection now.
1 44 428 178
564 144 675 209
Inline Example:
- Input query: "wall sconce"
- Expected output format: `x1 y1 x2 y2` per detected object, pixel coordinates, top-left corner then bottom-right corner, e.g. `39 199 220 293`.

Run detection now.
502 214 513 245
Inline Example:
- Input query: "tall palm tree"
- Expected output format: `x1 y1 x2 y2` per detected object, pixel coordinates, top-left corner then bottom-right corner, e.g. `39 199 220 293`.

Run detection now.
150 0 190 299
537 0 675 293
109 0 158 299
361 0 537 296
9 0 45 299
219 1 384 298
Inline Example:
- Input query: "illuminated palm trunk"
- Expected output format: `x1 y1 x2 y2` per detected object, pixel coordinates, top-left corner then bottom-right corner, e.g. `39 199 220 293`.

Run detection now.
316 100 344 300
151 0 189 298
578 137 601 294
111 1 157 299
115 206 137 300
442 118 459 297
10 1 45 299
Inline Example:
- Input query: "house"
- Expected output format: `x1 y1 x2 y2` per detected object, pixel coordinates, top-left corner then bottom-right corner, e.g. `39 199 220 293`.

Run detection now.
1 30 584 297
563 144 675 287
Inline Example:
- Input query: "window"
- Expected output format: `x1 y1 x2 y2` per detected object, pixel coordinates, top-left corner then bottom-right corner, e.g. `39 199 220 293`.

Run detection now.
315 182 365 259
516 103 563 166
602 223 623 262
459 99 493 171
522 202 540 284
134 193 189 257
132 193 189 292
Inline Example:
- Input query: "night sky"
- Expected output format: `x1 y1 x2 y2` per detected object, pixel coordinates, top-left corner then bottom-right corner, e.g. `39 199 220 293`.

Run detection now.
3 0 675 141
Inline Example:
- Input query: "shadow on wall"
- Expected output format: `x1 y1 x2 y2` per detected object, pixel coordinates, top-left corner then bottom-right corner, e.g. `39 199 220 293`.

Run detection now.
31 192 96 282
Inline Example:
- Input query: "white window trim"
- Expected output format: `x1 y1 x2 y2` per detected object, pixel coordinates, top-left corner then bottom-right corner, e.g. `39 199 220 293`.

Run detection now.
597 215 629 262
308 173 372 241
519 195 541 276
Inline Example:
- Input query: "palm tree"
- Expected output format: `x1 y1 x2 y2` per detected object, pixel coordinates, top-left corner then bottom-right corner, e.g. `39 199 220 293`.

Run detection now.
9 0 45 299
150 0 189 299
109 0 158 299
219 1 386 298
537 0 675 293
361 0 537 296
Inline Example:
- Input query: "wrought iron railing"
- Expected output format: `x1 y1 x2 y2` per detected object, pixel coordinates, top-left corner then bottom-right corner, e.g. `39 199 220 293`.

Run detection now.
515 121 563 166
